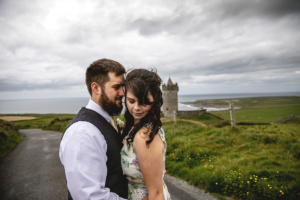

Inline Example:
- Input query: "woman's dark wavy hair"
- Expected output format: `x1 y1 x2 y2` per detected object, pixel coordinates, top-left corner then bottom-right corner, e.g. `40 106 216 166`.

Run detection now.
123 69 163 147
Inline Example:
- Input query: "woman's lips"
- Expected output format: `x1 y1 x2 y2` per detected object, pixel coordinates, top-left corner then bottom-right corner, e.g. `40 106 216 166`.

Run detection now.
134 113 143 116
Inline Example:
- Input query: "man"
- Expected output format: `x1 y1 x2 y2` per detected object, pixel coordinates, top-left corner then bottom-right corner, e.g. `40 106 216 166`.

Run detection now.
59 59 128 200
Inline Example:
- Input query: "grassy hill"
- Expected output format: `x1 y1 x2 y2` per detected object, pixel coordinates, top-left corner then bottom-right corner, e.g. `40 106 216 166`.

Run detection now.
0 120 23 158
163 120 300 200
212 107 300 123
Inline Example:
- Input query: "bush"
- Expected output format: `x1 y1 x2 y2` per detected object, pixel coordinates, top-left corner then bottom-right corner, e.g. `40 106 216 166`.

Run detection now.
0 120 23 158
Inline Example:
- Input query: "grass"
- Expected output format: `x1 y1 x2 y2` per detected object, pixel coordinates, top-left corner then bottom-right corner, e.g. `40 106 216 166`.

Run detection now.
163 120 300 200
283 115 300 124
212 107 300 123
8 114 76 129
0 120 23 158
178 113 229 127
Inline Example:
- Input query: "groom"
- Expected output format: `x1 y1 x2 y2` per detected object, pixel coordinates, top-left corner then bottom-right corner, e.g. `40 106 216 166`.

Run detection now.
59 59 128 200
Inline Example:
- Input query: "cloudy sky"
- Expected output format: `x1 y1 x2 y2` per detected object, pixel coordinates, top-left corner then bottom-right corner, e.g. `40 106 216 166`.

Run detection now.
0 0 300 100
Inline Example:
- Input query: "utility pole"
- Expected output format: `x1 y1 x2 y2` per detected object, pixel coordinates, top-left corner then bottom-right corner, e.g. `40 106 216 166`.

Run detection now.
174 110 177 125
229 102 236 127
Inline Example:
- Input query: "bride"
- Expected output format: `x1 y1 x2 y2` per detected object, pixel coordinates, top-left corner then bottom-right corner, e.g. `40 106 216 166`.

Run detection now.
120 69 171 200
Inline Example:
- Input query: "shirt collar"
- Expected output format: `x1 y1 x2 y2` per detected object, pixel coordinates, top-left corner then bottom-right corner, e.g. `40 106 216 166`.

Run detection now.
86 99 112 122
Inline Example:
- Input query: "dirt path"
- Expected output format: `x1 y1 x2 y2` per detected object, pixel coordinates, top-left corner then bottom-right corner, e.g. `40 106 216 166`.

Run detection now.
162 119 207 127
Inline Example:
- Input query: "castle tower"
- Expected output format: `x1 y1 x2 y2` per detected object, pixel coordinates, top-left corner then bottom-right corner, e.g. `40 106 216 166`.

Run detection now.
162 77 179 117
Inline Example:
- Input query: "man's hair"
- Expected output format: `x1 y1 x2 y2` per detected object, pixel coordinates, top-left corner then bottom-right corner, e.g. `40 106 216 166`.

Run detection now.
86 58 126 96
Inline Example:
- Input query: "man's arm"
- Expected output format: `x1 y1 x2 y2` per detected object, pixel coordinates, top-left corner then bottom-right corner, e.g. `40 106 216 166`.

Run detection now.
59 122 126 200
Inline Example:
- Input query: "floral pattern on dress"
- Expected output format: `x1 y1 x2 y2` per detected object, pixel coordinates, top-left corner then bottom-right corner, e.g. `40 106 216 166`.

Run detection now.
121 126 171 200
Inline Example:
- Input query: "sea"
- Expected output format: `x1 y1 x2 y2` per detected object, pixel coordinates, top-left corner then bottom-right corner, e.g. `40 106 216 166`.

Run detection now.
0 92 299 114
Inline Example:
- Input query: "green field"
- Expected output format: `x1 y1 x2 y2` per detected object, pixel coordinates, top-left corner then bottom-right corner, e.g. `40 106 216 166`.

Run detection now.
212 107 300 123
163 121 300 200
178 113 229 127
6 114 76 129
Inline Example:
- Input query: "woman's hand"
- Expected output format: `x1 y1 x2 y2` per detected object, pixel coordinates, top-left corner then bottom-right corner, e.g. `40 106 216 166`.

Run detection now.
142 195 149 200
133 129 165 200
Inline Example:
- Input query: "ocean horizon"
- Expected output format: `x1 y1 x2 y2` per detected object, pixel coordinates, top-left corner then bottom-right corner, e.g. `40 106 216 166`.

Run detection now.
0 92 299 114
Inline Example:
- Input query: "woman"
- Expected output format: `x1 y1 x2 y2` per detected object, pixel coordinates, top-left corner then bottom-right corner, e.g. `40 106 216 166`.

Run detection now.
121 69 171 200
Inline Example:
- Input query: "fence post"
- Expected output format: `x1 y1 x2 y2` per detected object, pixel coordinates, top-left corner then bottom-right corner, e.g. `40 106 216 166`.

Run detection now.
174 110 177 125
229 102 236 127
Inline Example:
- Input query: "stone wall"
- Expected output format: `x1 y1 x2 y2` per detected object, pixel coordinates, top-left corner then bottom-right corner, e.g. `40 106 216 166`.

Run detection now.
177 109 206 117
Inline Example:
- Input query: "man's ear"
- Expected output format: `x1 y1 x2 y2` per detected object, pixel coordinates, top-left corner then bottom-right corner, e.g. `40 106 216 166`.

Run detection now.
91 82 101 95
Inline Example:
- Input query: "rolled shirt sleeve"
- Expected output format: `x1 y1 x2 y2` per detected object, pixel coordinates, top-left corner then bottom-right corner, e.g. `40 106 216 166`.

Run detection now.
59 121 126 200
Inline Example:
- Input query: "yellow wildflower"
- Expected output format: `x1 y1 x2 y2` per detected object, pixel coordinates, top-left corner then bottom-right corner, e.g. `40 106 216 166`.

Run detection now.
216 183 218 185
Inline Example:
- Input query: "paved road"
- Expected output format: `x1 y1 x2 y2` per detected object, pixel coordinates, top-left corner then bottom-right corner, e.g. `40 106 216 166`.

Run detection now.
0 129 67 200
0 129 218 200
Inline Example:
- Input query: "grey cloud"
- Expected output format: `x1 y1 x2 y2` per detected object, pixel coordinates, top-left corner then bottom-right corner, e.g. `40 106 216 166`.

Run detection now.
213 0 300 19
129 12 196 36
128 0 300 37
0 0 299 98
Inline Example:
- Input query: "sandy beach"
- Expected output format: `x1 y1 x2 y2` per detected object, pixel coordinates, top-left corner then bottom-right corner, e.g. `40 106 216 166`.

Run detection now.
0 116 39 122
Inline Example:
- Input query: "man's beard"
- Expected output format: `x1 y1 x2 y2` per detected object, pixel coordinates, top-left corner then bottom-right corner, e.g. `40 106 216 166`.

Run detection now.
98 88 123 116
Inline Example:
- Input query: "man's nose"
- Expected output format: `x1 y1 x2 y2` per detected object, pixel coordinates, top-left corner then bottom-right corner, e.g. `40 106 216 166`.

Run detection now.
119 87 125 97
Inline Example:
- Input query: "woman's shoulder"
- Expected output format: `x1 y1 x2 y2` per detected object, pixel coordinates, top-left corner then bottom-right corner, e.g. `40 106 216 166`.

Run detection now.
133 126 165 147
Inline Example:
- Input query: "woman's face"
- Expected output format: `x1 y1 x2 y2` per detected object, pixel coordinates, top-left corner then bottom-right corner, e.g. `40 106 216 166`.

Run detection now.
126 90 154 125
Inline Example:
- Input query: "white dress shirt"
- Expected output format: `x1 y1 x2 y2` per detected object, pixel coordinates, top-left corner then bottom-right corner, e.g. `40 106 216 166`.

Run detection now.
59 99 126 200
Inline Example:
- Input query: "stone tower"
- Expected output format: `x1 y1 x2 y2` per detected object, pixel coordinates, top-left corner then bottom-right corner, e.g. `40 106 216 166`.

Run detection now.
162 77 179 117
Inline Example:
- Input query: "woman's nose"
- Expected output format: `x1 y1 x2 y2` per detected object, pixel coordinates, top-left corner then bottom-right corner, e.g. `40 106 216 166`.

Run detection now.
133 103 141 111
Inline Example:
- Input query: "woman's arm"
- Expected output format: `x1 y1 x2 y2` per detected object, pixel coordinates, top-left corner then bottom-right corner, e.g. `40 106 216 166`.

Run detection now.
133 128 165 200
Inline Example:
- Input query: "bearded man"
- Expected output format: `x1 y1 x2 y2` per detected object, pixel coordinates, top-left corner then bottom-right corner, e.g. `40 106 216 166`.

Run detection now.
59 59 128 200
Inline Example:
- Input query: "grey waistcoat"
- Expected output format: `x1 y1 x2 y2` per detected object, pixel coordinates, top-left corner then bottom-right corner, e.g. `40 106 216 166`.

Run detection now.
61 107 128 199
